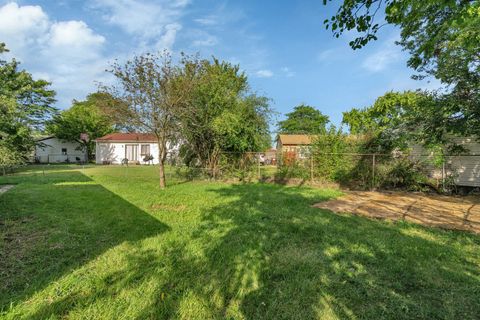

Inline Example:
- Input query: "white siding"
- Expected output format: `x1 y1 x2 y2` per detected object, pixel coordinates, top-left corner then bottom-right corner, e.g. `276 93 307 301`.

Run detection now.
95 142 161 164
411 137 480 187
35 137 86 163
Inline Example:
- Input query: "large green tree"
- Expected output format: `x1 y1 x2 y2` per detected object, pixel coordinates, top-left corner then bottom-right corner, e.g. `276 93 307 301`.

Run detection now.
342 91 454 152
176 57 272 172
0 43 56 169
323 0 479 81
324 0 480 139
47 92 115 160
278 104 329 134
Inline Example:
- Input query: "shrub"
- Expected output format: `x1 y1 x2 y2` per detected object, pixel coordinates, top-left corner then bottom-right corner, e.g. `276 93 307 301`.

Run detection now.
381 158 428 190
275 162 310 181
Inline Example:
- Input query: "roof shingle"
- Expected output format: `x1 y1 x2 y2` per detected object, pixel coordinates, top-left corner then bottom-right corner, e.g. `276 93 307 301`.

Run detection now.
96 133 157 142
277 134 315 145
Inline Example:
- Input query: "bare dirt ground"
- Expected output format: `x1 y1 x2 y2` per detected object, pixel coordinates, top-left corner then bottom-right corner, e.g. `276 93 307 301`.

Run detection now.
313 191 480 233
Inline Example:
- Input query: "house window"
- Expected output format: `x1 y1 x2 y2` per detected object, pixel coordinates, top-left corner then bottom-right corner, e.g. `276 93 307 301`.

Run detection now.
141 144 150 156
61 148 67 155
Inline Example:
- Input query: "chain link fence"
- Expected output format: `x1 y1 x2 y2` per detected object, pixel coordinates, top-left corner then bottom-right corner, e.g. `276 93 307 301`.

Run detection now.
274 151 480 192
3 150 480 192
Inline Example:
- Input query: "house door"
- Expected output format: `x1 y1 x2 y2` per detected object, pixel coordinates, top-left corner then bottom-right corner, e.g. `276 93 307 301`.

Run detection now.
125 145 138 161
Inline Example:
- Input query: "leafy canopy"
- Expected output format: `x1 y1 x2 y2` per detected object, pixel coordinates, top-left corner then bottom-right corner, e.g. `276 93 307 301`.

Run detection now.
47 92 115 159
323 0 479 81
324 1 480 142
278 104 329 134
176 56 272 168
342 91 436 151
0 42 56 167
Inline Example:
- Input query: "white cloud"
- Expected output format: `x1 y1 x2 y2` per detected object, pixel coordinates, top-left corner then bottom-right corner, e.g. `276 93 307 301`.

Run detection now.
362 41 402 73
49 21 104 48
281 67 294 77
0 2 49 52
194 17 218 26
256 69 274 78
0 2 109 107
191 31 218 47
317 49 334 62
155 23 182 50
90 0 189 50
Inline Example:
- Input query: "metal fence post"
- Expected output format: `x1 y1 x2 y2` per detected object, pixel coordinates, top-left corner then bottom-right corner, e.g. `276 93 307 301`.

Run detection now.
310 154 314 183
372 154 376 190
442 159 446 191
257 152 261 180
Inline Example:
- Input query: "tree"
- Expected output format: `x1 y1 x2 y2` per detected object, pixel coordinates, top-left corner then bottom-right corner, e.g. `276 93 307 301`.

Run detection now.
342 91 437 151
176 56 272 173
0 42 56 167
322 0 479 79
278 104 329 134
101 51 184 188
47 92 115 160
323 1 480 139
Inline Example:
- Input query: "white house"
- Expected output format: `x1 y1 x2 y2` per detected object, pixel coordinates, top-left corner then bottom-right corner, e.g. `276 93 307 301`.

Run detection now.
95 132 178 165
35 136 86 163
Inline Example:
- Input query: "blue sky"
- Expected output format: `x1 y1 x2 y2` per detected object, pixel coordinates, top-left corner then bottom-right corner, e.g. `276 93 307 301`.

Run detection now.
0 0 440 129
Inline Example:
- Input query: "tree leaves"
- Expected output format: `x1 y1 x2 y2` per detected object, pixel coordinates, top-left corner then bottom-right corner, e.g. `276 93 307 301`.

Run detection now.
0 42 56 164
278 104 329 134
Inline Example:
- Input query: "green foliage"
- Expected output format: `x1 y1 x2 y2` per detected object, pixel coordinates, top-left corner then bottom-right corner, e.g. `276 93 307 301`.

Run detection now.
324 1 480 140
0 144 23 175
323 0 479 78
342 91 444 151
278 104 329 134
47 92 115 160
307 127 433 190
275 160 310 181
1 165 479 319
312 126 360 181
0 42 56 162
177 57 272 170
380 157 428 190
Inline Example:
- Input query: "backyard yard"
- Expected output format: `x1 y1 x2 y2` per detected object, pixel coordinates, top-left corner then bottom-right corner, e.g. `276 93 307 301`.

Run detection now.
1 165 480 319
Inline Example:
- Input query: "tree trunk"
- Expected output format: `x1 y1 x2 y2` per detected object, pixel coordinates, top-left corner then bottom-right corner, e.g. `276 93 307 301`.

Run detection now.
158 140 166 188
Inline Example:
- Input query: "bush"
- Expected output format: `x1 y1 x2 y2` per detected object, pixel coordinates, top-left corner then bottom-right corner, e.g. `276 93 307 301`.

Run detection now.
380 158 428 190
275 162 310 181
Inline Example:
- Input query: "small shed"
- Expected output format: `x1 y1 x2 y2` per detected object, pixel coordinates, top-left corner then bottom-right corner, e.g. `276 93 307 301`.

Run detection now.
276 134 315 158
34 136 86 163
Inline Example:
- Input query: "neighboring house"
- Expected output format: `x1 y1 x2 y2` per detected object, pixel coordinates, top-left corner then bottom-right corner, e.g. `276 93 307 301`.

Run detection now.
95 132 178 165
263 148 277 165
276 134 314 159
35 136 86 163
411 136 480 187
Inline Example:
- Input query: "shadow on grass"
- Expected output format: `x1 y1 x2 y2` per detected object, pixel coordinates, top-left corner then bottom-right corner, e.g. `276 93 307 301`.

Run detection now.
196 185 480 319
0 169 169 314
3 179 480 319
130 184 479 319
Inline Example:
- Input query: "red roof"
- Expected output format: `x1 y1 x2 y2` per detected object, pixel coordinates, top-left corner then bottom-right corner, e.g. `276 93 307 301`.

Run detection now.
96 132 157 142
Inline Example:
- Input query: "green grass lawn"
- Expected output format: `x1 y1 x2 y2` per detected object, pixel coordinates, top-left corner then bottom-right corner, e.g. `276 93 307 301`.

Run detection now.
1 165 479 319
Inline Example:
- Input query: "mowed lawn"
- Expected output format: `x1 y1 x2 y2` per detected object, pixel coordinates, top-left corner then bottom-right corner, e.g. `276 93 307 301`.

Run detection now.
1 166 479 319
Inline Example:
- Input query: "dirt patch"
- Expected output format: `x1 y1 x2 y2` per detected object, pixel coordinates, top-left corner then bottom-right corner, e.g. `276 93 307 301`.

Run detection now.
313 191 480 233
0 184 14 195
